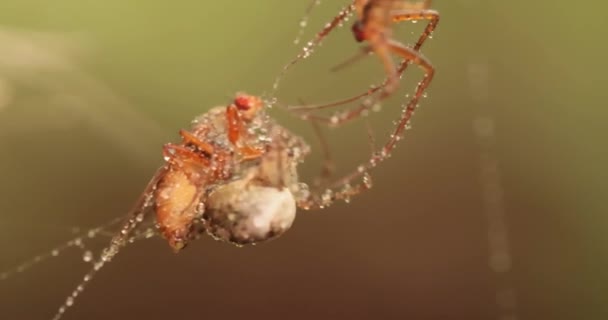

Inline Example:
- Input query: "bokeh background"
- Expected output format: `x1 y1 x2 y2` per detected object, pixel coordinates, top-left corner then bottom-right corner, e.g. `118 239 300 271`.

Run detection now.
0 1 606 320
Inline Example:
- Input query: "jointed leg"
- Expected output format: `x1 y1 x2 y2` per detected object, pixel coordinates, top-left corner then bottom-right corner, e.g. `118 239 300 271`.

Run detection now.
225 105 263 160
272 1 356 93
179 129 214 156
310 121 335 188
162 143 211 171
294 41 434 210
286 7 439 124
290 40 434 128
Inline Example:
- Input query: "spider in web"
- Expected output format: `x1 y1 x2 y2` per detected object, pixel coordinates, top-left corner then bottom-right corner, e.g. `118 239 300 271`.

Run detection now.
271 0 440 202
1 92 374 320
1 2 442 317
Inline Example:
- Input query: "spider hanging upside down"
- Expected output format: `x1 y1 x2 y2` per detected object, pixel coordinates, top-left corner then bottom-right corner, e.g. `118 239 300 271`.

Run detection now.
278 0 439 113
151 93 370 251
34 93 374 320
153 93 307 251
272 0 440 188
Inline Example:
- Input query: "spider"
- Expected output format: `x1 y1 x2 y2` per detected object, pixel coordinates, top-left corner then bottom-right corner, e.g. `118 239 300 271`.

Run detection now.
276 0 439 112
271 0 439 200
0 92 374 320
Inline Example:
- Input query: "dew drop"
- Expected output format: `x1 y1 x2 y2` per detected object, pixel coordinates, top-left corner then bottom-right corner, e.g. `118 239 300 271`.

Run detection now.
82 251 93 262
321 189 334 206
363 173 373 189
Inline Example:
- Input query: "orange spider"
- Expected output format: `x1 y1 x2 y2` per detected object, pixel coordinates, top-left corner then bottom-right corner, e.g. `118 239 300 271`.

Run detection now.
270 0 439 200
278 0 439 124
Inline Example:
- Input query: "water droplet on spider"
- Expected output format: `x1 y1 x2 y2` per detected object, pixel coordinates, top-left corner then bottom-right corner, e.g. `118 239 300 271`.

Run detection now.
357 165 366 173
341 184 353 203
321 189 334 206
293 182 311 200
363 172 373 189
82 251 93 262
369 158 377 167
144 228 156 239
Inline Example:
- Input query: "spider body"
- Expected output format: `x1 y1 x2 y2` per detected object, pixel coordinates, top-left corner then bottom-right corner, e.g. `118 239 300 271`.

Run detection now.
152 93 308 251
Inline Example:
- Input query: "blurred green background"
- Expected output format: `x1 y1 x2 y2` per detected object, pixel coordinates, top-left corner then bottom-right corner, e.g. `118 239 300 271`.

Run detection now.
0 1 606 319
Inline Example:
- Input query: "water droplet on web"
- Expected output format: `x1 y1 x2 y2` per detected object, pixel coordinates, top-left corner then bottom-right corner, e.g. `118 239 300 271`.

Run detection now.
321 189 334 206
51 249 59 256
82 251 93 262
362 173 373 189
341 183 353 203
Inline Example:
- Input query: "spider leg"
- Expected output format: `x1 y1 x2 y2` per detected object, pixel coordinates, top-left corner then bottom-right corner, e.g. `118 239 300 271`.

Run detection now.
293 0 323 45
179 129 214 156
295 40 434 210
285 8 439 123
272 1 356 93
225 104 263 160
310 120 335 188
391 8 440 52
162 143 211 171
329 46 374 73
